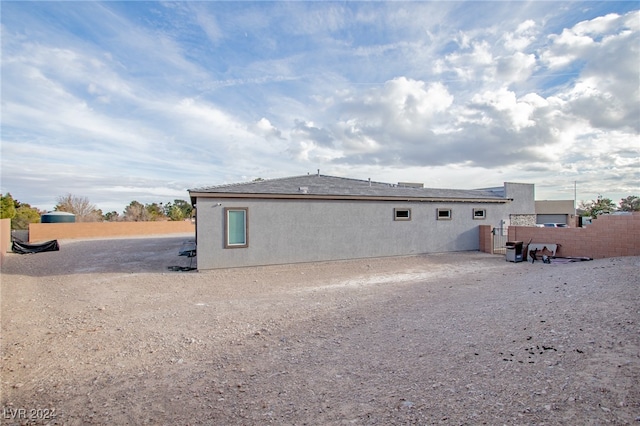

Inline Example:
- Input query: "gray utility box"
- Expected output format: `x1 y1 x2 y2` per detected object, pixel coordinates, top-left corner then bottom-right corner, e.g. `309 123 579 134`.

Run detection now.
506 241 523 263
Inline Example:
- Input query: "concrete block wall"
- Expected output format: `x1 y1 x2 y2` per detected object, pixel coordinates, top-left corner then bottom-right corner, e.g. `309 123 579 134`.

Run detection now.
508 212 640 259
478 225 494 254
28 221 195 243
1 218 11 264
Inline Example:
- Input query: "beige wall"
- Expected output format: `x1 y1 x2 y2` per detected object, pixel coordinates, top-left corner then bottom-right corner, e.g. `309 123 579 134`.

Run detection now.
29 221 194 242
508 212 640 259
535 200 575 215
1 218 11 263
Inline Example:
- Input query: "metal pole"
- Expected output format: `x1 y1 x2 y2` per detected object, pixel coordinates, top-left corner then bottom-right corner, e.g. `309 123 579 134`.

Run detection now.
574 181 577 216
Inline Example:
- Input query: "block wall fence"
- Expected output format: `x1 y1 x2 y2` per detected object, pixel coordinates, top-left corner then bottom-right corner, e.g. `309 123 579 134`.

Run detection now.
0 218 10 264
478 224 494 254
28 221 195 243
481 212 639 259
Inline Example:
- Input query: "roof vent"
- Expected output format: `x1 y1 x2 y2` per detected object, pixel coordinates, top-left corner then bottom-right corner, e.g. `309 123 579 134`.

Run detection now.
299 186 309 194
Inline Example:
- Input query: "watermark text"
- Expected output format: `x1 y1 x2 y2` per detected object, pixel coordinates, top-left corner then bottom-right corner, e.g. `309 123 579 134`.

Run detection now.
3 407 57 421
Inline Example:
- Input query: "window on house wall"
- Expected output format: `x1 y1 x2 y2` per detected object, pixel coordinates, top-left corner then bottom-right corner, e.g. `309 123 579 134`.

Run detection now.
394 208 411 221
224 207 248 248
473 208 486 220
437 208 452 220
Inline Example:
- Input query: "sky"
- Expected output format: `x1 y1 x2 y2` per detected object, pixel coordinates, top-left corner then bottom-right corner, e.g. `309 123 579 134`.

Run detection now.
1 1 638 213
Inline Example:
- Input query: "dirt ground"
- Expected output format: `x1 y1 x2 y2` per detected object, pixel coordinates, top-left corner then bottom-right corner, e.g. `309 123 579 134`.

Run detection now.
1 235 639 425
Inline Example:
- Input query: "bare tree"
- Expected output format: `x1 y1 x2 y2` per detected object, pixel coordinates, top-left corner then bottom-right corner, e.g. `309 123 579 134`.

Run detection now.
55 194 101 222
123 201 149 222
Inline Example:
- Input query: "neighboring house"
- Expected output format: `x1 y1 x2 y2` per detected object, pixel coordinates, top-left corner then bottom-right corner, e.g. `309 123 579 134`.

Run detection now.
188 174 535 270
535 200 575 227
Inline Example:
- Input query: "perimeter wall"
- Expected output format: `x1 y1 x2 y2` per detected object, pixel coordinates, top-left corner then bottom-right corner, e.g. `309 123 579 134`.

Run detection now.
28 221 195 243
497 212 639 259
1 218 10 264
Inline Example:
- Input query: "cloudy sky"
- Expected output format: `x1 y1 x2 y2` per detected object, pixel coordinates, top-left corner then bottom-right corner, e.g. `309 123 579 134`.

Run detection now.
1 1 638 213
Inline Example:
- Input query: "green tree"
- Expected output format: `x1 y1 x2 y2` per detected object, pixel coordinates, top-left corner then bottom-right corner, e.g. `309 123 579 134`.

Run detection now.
145 203 166 221
164 199 193 221
0 193 17 220
579 195 617 218
619 195 640 212
12 204 41 230
1 194 42 229
55 194 101 222
166 204 185 221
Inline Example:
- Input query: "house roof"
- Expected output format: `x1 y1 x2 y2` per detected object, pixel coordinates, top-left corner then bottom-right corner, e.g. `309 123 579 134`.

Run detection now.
189 174 509 203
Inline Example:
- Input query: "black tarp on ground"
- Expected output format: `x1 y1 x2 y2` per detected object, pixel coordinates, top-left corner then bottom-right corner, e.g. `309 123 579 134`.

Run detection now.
12 240 60 254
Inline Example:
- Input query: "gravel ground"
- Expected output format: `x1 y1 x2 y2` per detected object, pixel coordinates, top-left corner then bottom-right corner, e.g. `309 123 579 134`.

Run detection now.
1 235 639 425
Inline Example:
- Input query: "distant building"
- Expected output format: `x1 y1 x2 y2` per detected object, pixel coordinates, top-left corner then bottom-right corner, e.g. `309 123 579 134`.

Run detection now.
535 200 575 227
189 174 535 270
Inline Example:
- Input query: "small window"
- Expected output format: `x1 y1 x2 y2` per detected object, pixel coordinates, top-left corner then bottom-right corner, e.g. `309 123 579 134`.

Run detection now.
473 208 486 220
224 207 248 248
437 208 452 220
394 208 411 221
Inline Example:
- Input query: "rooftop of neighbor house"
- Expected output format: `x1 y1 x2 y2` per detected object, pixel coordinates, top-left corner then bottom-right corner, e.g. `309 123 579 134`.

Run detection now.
188 174 510 201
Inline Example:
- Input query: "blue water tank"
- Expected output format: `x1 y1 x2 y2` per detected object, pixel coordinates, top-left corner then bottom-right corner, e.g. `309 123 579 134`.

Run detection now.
41 211 76 223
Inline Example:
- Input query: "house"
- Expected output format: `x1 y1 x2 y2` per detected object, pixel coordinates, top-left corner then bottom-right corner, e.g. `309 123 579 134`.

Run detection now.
535 200 576 227
188 174 535 270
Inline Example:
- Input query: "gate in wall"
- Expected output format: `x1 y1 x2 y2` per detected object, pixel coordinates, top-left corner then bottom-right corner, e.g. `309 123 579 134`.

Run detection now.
492 227 508 254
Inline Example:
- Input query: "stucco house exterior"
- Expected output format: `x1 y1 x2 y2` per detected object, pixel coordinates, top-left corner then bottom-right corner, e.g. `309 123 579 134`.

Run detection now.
535 200 576 226
188 174 535 270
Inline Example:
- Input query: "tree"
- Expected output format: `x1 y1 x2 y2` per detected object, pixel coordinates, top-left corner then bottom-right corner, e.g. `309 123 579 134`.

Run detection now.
13 204 41 230
145 203 166 221
579 195 617 218
1 194 42 229
164 199 193 221
123 201 148 221
0 193 17 220
55 194 101 222
104 211 120 222
619 195 640 212
166 204 185 221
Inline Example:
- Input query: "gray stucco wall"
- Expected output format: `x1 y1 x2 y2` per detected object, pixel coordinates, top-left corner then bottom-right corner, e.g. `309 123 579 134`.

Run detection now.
503 183 536 227
504 182 535 215
195 197 519 269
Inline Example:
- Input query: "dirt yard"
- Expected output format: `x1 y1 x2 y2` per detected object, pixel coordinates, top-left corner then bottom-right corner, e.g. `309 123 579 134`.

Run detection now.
1 235 639 425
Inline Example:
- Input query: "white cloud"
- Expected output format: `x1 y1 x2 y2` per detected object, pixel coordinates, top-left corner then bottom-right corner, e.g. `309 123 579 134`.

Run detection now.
495 52 536 84
194 8 223 45
469 87 541 131
382 78 454 122
504 19 537 51
542 11 639 70
1 2 638 212
542 11 640 132
443 40 495 82
253 118 283 140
